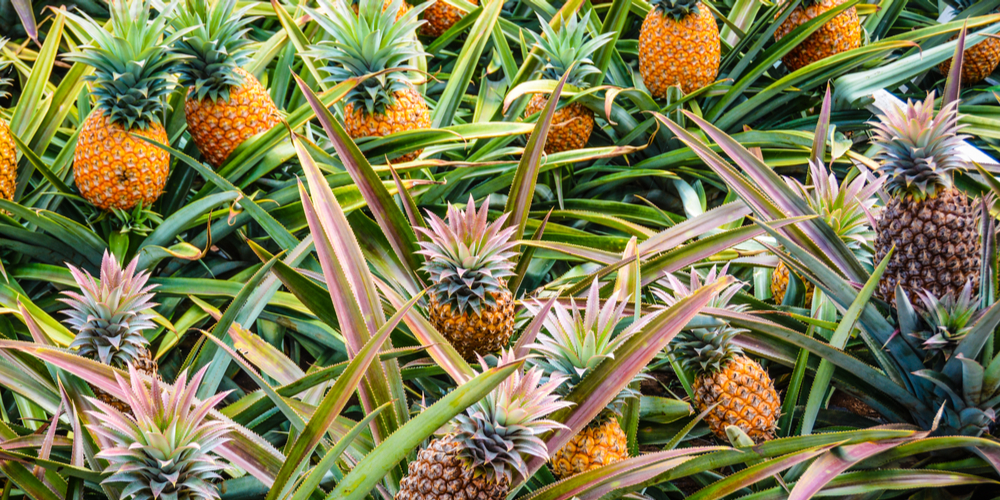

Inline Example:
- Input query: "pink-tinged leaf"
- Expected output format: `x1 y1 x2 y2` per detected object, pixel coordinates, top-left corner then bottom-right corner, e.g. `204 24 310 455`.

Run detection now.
944 23 967 107
513 296 557 359
812 85 832 166
511 209 552 293
789 435 920 500
376 278 475 384
637 201 750 256
55 380 84 468
518 241 619 265
686 444 840 500
525 277 731 478
18 300 55 347
34 402 61 484
12 0 36 40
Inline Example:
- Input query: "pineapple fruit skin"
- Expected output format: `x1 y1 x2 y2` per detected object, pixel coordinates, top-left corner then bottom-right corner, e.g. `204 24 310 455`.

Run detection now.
551 417 628 478
524 94 595 155
770 261 815 305
344 87 430 163
421 0 475 37
639 4 720 96
774 0 861 72
0 119 16 201
396 437 509 500
694 354 780 442
74 108 170 211
185 68 281 168
429 287 515 360
875 188 981 305
91 345 160 415
939 35 1000 84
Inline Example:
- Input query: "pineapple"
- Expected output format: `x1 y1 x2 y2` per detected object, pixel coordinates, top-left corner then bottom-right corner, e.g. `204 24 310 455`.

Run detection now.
309 0 430 163
65 0 183 211
0 42 15 202
396 349 570 500
938 0 1000 84
523 12 613 155
60 251 159 414
872 92 980 304
414 195 518 359
421 0 474 38
773 0 861 72
169 0 281 168
639 0 720 96
527 280 641 478
657 267 780 442
771 159 881 304
88 364 232 500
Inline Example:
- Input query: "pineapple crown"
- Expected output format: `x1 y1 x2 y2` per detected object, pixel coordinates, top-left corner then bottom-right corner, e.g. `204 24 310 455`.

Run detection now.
673 325 746 375
786 161 882 263
451 349 570 482
307 0 428 116
168 0 257 101
0 38 10 100
61 251 158 368
64 0 189 130
526 280 646 417
914 281 979 357
88 365 233 500
653 264 747 313
527 11 613 88
414 195 518 317
649 0 702 21
872 92 969 201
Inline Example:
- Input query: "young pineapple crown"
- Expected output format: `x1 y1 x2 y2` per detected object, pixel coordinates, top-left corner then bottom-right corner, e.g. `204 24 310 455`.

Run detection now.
414 195 518 317
65 0 188 130
649 0 702 21
654 264 746 312
168 0 257 101
88 365 233 500
915 281 979 357
450 349 570 482
528 11 613 88
307 0 428 116
527 280 644 417
61 251 158 368
872 92 968 201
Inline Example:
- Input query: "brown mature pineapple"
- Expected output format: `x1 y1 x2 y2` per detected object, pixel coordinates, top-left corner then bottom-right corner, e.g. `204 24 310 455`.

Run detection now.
639 0 720 96
415 196 518 359
939 35 1000 84
344 88 431 163
421 0 475 38
774 0 861 72
396 350 569 500
872 93 980 305
550 418 629 477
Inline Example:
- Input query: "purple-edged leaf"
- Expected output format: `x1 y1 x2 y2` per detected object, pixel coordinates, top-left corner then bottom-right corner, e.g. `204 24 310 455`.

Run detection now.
819 469 998 494
789 436 919 500
505 67 573 247
518 241 619 265
18 301 55 347
686 444 839 500
511 209 552 293
35 402 61 482
812 85 832 166
637 201 750 255
944 23 967 107
513 296 557 359
389 163 426 232
12 0 36 40
293 74 422 283
525 277 730 478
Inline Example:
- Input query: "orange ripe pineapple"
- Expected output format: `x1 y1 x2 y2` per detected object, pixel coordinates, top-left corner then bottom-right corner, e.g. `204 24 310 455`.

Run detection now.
774 0 861 71
0 41 16 202
639 0 720 96
421 0 475 38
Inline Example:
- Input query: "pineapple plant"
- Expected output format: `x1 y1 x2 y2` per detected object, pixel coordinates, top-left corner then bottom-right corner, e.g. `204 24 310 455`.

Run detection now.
912 281 978 362
773 0 861 72
639 0 720 96
421 0 473 38
60 251 159 414
396 349 570 500
938 0 1000 84
657 267 780 442
872 92 980 304
414 195 518 359
523 12 613 155
771 159 881 304
0 40 15 202
527 280 642 478
65 0 184 210
309 0 430 163
169 0 281 168
88 364 232 500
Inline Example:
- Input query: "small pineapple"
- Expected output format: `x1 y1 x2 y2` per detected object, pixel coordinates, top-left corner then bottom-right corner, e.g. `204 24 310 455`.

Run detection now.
773 0 861 72
938 0 1000 84
421 0 474 38
527 280 641 478
913 281 978 361
414 195 518 359
0 41 15 202
309 0 430 163
657 267 780 442
66 0 184 210
872 93 980 304
523 12 613 155
60 251 159 413
639 0 720 96
169 0 281 168
396 349 570 500
88 365 232 500
772 159 881 304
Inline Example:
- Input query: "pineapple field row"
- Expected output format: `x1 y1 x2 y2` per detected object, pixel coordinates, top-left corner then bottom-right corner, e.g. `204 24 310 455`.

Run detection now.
2 0 1000 497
